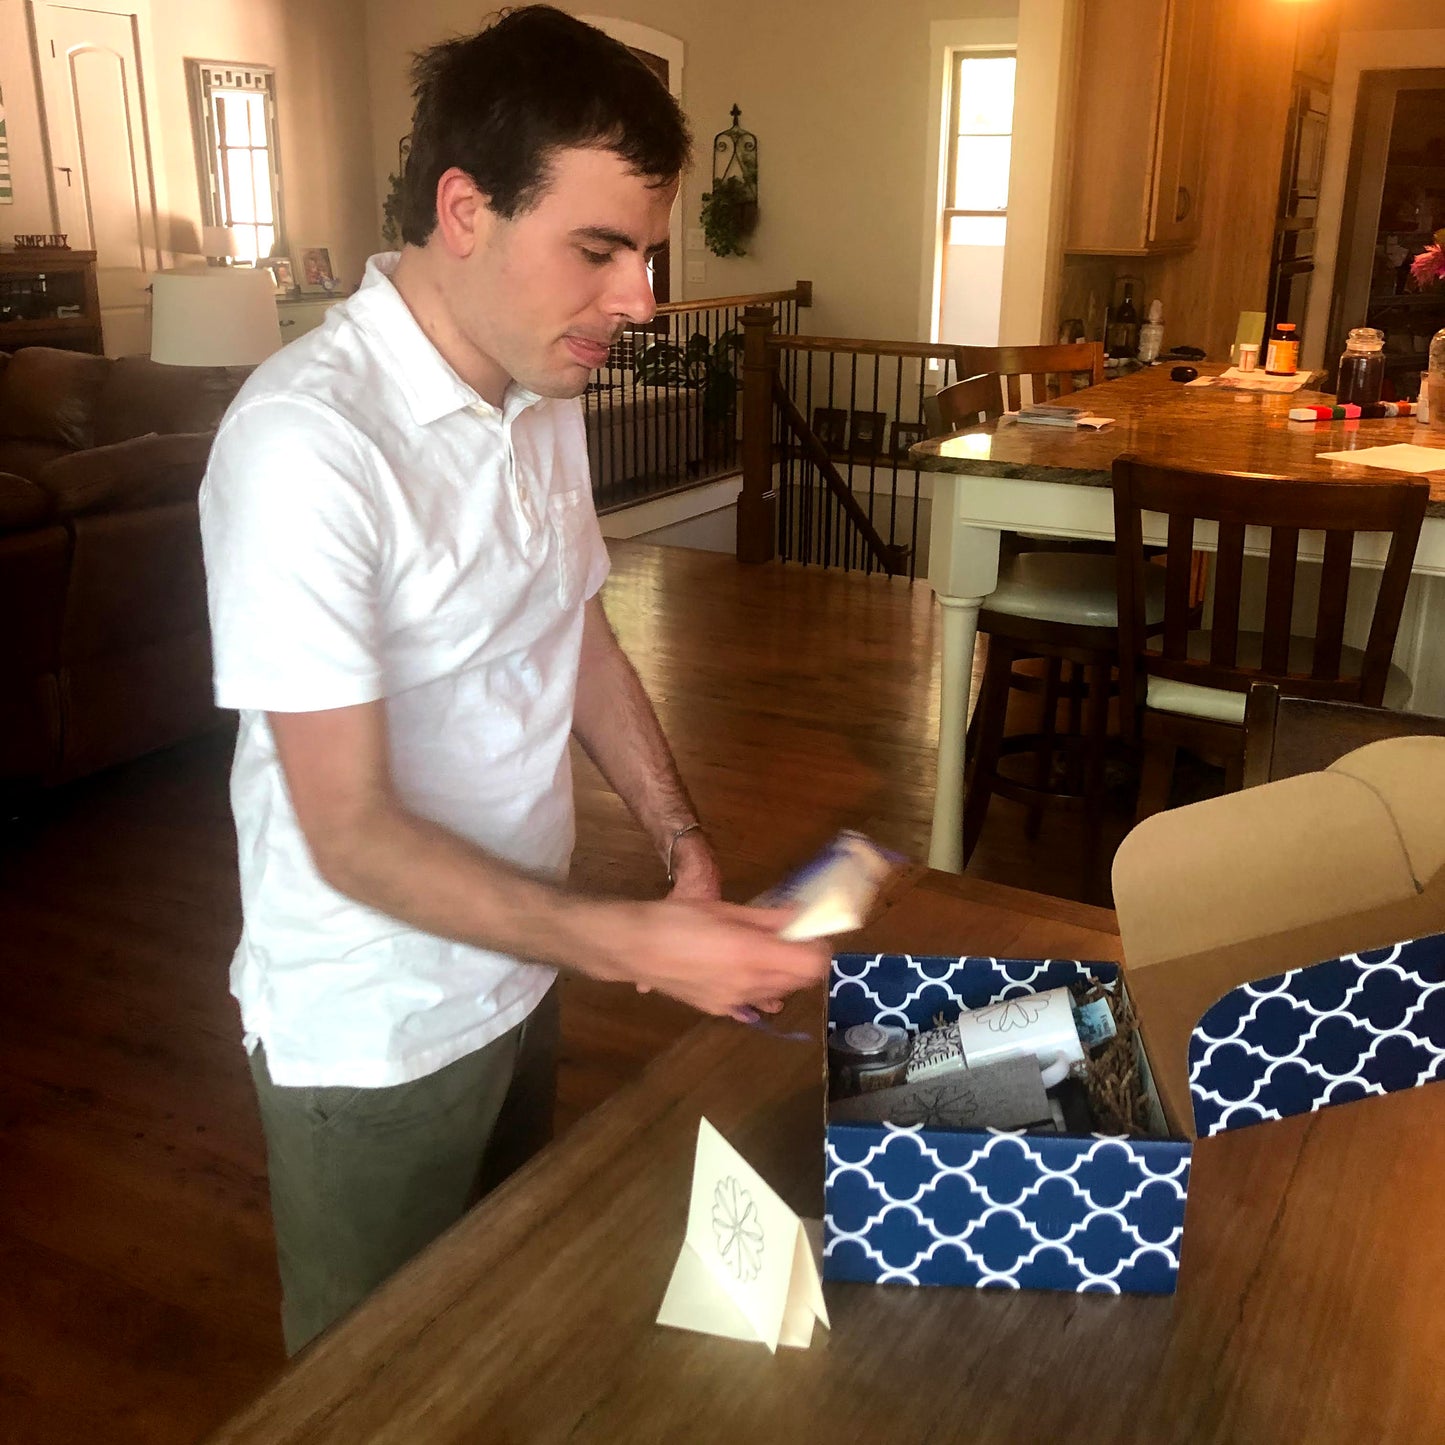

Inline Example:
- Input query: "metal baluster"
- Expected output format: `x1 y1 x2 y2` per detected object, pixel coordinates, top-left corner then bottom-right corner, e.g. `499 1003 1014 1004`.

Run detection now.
890 355 904 566
803 351 815 566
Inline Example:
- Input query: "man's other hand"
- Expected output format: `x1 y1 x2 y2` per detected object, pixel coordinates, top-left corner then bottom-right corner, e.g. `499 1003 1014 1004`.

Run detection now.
594 899 829 1020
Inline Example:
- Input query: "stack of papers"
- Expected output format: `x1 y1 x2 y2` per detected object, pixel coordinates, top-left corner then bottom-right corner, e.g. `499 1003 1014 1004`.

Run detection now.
1187 368 1316 393
1014 403 1114 431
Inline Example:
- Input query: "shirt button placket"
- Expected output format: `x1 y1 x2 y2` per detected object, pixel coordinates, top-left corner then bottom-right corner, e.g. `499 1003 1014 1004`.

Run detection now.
504 420 538 534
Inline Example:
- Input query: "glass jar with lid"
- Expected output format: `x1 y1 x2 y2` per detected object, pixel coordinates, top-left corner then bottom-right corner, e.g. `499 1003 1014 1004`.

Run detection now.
1426 325 1445 430
1336 327 1385 407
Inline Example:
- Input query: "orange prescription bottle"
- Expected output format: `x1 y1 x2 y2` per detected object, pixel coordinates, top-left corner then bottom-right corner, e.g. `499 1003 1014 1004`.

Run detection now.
1265 322 1300 377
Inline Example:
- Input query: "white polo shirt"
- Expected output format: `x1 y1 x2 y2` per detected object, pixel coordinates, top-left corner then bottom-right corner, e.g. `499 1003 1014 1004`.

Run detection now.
199 252 610 1088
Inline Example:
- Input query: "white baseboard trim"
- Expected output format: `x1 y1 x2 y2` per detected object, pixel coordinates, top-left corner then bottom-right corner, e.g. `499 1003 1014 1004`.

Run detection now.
599 475 743 538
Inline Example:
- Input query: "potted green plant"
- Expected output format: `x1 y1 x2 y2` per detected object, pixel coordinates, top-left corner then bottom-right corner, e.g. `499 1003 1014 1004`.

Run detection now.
699 176 758 258
635 329 744 465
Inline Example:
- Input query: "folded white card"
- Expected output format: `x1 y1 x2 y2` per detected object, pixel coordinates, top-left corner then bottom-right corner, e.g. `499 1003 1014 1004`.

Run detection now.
1316 443 1445 475
657 1117 829 1352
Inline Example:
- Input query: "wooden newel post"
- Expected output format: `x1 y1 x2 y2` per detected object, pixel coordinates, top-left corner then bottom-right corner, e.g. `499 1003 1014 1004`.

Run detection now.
738 304 778 564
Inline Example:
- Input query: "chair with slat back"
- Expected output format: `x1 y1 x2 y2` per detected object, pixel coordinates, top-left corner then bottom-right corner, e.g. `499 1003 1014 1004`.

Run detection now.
1242 683 1445 788
957 342 1106 414
928 373 1004 435
1113 457 1429 818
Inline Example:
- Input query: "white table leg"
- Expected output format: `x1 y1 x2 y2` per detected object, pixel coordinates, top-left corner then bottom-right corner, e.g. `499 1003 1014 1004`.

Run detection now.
929 594 986 872
925 473 1004 873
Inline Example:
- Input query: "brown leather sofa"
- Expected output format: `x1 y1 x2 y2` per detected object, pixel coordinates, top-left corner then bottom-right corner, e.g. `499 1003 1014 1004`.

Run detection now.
0 346 240 793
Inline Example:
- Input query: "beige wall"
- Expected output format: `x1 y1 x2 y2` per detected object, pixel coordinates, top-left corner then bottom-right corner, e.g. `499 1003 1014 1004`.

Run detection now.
364 0 1017 343
1339 0 1445 30
0 0 377 294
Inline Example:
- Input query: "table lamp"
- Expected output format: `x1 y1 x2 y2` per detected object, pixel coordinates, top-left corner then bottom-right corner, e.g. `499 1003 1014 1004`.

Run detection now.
149 268 282 369
201 225 245 267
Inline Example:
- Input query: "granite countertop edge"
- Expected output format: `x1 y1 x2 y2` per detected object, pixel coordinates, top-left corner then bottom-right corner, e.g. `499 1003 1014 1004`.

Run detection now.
910 452 1113 486
910 449 1445 515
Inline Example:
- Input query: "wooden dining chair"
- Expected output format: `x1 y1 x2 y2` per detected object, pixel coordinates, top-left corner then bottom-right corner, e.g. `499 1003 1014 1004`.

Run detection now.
1242 683 1445 788
927 372 1004 435
956 341 1106 413
1113 457 1429 819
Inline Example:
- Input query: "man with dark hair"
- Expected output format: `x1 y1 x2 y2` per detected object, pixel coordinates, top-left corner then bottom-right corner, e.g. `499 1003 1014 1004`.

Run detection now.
200 6 828 1354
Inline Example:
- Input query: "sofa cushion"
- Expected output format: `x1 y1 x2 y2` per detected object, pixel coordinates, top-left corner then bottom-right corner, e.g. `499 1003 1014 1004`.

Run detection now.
0 437 70 481
0 471 54 532
94 355 239 444
35 432 214 519
0 346 111 449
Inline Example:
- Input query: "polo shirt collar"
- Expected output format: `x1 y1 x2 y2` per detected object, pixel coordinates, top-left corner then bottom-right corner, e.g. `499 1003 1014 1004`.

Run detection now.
350 252 543 428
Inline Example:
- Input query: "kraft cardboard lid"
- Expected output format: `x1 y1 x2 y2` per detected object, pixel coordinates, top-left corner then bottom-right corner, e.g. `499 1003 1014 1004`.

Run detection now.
1112 736 1445 1138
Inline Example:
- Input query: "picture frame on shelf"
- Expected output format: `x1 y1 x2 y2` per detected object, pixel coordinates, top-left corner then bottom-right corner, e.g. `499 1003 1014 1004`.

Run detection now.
889 420 928 462
262 256 296 293
295 246 337 294
811 406 848 453
849 409 887 458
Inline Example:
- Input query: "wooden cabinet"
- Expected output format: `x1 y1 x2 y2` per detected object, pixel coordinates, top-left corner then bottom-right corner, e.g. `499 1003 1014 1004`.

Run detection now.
0 248 102 354
1065 0 1214 256
275 294 345 343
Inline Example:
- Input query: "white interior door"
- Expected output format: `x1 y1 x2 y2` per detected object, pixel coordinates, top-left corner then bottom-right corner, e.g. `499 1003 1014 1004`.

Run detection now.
31 1 162 355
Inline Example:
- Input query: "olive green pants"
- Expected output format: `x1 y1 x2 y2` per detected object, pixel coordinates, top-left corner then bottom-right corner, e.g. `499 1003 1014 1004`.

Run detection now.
248 984 559 1355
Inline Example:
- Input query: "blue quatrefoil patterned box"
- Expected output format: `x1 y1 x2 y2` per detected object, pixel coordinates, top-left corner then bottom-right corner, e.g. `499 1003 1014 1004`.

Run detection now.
826 937 1445 1296
825 953 1191 1295
1189 933 1445 1136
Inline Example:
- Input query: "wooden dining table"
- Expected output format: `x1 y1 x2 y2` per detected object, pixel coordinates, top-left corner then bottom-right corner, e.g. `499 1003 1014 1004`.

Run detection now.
205 866 1445 1445
910 364 1445 872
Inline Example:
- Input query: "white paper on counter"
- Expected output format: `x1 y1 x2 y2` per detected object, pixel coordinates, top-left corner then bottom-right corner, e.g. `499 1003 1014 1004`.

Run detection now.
657 1118 829 1352
1316 443 1445 475
1188 369 1315 392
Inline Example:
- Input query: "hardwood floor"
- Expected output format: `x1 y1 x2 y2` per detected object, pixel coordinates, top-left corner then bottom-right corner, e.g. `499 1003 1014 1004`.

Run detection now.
0 541 1169 1445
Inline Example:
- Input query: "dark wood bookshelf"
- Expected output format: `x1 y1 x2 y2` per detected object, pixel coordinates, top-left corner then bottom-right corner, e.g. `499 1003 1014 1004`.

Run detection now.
0 247 102 354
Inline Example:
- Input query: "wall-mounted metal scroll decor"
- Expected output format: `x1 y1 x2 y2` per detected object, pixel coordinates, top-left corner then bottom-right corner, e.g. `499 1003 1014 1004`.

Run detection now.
701 104 758 258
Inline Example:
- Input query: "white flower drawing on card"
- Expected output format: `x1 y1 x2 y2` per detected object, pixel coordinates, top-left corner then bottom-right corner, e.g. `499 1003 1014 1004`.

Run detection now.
712 1176 764 1282
974 996 1048 1035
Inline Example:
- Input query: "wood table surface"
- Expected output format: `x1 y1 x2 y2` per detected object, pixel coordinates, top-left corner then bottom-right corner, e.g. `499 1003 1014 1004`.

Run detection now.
204 868 1445 1445
911 364 1445 509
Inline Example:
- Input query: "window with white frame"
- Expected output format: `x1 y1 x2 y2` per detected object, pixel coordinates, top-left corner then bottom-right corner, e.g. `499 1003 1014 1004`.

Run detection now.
187 61 284 264
937 50 1016 347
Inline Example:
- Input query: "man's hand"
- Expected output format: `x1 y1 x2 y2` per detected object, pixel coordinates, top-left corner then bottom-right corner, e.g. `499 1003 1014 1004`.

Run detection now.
590 898 830 1019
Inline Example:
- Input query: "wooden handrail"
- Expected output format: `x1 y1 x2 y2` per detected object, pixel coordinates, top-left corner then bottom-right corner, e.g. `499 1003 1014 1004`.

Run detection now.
767 333 963 363
653 280 811 318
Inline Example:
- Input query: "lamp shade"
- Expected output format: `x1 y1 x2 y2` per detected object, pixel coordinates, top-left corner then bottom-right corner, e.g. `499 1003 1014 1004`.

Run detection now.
200 225 243 259
150 269 282 367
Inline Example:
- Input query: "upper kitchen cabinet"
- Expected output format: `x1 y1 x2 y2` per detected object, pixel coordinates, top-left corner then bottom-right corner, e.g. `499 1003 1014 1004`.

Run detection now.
1066 0 1215 256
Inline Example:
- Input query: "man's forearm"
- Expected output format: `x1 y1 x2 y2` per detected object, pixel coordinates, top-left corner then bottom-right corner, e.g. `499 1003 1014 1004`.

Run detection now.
304 796 824 1018
572 598 703 859
313 797 621 977
267 698 827 1017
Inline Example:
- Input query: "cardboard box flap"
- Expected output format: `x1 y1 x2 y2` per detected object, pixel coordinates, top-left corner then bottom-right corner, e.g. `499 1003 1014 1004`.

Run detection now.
1112 737 1445 1139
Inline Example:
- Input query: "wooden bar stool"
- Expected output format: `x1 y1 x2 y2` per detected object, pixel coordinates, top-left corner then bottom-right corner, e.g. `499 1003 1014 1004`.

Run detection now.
959 551 1165 900
931 364 1156 898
